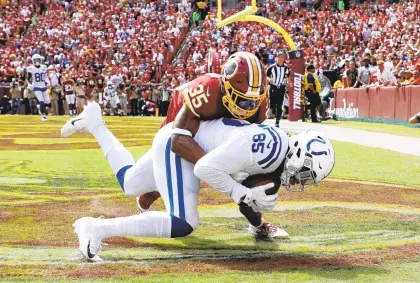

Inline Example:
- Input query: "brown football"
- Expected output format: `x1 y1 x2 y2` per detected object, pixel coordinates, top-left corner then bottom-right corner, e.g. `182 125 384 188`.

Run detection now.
242 172 281 195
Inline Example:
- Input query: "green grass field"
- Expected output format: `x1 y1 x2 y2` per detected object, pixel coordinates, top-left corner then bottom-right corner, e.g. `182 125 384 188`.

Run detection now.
0 116 419 282
322 120 420 138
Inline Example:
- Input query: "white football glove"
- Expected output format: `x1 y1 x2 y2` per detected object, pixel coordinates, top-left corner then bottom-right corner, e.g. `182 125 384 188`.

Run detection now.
27 84 34 91
231 172 249 183
242 183 278 212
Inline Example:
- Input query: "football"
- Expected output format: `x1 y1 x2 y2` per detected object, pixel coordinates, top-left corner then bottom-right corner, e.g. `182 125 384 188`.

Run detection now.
242 172 281 195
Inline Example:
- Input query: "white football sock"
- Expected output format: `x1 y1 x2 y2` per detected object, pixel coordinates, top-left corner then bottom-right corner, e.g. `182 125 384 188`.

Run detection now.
91 124 135 175
95 212 172 238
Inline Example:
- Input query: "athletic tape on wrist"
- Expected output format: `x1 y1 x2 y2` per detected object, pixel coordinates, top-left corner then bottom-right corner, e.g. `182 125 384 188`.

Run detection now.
172 128 192 137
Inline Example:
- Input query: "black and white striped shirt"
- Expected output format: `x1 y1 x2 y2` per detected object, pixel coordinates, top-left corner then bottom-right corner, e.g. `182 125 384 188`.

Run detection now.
266 64 290 88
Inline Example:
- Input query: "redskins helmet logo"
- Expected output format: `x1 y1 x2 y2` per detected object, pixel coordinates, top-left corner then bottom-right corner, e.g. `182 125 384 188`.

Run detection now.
223 59 238 79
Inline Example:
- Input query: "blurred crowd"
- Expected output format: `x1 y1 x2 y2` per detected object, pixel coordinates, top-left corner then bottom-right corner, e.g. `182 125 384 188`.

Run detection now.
0 0 192 85
0 0 419 117
0 0 193 116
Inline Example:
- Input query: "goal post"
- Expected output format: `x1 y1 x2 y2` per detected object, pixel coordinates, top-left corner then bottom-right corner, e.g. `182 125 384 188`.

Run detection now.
216 0 305 122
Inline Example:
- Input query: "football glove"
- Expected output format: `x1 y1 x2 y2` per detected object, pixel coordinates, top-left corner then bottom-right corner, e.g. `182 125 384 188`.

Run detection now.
231 172 249 183
27 84 34 91
242 183 278 212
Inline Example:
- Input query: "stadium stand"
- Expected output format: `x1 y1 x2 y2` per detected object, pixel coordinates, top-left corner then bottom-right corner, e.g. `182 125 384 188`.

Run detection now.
0 0 418 118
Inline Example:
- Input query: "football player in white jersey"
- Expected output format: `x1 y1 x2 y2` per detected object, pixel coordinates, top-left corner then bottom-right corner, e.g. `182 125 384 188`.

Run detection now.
24 54 51 121
103 81 122 116
61 102 335 261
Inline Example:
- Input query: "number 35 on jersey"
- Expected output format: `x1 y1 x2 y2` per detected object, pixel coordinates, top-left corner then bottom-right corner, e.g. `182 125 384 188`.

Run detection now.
186 84 209 108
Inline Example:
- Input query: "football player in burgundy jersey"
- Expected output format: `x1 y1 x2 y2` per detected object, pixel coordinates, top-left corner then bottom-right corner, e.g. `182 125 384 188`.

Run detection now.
137 52 285 237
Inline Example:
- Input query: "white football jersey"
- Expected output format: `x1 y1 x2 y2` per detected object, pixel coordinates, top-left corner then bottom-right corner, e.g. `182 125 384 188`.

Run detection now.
26 65 49 89
104 86 117 97
194 118 289 175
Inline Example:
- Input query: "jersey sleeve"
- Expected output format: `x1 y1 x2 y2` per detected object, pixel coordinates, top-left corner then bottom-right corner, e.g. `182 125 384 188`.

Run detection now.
182 75 222 119
194 132 252 204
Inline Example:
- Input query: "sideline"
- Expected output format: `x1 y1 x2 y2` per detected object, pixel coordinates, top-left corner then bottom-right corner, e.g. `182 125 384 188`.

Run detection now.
266 120 420 156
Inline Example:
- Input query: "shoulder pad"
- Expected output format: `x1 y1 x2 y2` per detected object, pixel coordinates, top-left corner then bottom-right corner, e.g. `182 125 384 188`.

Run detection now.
182 75 222 119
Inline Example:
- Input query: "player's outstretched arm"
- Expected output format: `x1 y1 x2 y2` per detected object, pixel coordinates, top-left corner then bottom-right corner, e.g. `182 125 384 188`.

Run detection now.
171 105 206 164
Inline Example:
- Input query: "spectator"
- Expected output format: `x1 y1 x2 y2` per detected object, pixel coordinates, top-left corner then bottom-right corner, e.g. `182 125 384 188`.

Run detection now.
376 60 397 86
412 70 420 85
356 58 371 87
160 85 170 116
346 61 359 88
333 74 344 89
126 84 139 116
10 79 22 115
193 10 200 26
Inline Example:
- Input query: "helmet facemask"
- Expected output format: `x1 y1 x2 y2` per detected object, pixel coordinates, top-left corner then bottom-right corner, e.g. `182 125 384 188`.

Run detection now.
281 149 318 192
221 52 267 120
281 131 335 192
32 55 42 67
222 80 266 120
33 59 41 67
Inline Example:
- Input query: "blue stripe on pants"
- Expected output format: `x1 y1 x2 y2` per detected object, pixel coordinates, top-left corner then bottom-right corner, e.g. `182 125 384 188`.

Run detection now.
165 138 174 216
175 155 185 219
116 165 133 191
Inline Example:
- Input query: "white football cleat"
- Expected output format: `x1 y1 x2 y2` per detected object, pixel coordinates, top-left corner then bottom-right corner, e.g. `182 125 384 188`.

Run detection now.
41 115 47 122
73 217 104 262
61 102 104 137
248 221 289 239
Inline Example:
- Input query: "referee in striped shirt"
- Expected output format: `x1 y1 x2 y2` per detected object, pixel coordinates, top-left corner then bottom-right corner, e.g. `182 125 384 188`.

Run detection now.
266 52 290 127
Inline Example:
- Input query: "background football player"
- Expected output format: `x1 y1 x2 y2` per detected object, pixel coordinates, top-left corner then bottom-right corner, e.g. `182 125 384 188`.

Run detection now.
61 102 335 261
62 76 77 116
24 54 51 121
95 71 106 106
103 80 122 116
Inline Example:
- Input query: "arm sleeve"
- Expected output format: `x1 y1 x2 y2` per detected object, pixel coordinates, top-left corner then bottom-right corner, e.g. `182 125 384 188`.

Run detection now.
194 133 252 204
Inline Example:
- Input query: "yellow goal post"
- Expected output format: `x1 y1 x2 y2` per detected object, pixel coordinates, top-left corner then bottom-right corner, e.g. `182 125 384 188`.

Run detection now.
216 0 297 51
215 0 305 121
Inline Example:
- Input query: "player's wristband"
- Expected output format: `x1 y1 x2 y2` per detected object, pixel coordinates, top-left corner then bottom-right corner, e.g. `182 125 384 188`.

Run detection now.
172 128 192 137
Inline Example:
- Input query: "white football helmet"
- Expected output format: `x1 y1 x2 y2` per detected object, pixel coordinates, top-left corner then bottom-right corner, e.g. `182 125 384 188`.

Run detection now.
106 80 114 89
32 54 43 67
281 130 335 192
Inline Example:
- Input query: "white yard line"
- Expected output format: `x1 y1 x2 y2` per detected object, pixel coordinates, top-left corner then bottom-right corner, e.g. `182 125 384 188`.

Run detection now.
265 120 420 157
